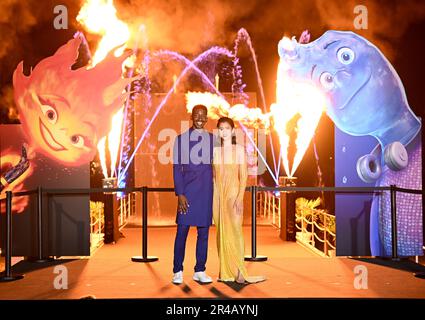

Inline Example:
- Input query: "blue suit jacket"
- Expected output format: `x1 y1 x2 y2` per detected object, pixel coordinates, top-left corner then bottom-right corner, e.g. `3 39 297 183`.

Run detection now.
173 128 214 226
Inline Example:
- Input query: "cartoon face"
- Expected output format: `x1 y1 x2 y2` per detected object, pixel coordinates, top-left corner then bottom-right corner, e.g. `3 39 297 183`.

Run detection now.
18 92 97 165
278 30 420 144
13 37 133 166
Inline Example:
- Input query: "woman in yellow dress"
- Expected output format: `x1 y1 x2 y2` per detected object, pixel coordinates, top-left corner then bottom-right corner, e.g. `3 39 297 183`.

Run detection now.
213 117 266 284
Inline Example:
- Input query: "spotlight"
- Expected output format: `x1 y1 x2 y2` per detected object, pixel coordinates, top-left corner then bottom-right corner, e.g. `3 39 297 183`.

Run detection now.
102 177 117 194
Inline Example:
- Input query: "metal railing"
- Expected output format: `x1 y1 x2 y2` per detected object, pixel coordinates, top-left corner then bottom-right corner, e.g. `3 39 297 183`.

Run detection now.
257 191 281 228
89 201 105 255
0 184 423 282
255 185 424 261
118 192 135 230
294 201 336 258
257 189 336 257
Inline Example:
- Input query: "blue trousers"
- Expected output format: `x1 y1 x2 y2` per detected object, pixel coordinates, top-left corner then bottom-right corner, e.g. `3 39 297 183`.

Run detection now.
173 224 209 273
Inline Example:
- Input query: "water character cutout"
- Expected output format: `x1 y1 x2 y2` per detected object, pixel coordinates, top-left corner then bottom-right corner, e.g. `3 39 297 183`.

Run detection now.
278 30 422 256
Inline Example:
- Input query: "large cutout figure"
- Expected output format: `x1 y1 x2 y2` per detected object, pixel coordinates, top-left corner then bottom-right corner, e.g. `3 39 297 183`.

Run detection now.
1 35 132 214
278 30 422 257
13 36 132 166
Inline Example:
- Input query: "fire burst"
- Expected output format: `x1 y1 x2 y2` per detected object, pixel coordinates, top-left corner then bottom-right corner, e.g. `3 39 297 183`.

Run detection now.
77 0 130 67
78 0 132 179
96 107 124 178
185 91 271 129
108 107 124 178
185 48 326 179
273 37 326 177
77 0 326 181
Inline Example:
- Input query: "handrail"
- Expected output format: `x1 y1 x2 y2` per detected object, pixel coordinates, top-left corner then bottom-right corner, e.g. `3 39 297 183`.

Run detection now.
1 185 422 198
1 183 422 283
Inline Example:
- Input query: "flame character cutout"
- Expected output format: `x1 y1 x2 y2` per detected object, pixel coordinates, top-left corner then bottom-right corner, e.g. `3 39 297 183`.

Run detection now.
1 35 132 214
12 36 133 166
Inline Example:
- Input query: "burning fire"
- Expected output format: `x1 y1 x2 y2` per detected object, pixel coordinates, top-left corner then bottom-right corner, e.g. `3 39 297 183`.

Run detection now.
77 0 325 181
272 38 326 177
77 0 130 67
96 107 124 178
185 92 271 129
78 0 132 179
97 136 108 178
108 107 124 178
185 53 326 178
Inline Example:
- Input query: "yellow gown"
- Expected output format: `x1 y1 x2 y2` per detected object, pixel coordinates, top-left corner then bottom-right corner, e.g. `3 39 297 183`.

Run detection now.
213 144 266 283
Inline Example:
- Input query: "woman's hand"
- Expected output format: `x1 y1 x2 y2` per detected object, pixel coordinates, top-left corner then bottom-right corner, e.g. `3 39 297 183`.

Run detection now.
233 198 243 215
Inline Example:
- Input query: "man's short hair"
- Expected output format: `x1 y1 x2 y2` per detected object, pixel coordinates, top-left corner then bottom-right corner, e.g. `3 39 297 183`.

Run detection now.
192 104 208 114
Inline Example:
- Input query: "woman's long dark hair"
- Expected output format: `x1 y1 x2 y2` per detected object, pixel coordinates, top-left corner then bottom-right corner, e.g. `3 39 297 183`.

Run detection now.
217 117 236 145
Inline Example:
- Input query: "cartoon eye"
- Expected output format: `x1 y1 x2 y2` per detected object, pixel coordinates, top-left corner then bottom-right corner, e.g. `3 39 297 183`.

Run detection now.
40 104 58 124
319 72 335 90
337 47 355 65
70 135 85 148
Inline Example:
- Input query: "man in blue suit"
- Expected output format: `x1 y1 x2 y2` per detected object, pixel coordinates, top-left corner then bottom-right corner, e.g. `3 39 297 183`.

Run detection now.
172 105 214 284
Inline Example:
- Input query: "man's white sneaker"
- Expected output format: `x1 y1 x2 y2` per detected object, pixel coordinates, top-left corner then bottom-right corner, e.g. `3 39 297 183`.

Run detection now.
172 271 183 284
193 271 212 283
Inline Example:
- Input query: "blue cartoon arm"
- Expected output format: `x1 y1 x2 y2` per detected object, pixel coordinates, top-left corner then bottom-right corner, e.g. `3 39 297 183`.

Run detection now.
0 146 30 192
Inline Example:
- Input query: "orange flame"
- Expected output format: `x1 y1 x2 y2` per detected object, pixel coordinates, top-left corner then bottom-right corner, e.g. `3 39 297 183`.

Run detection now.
185 42 326 179
108 107 124 178
272 41 326 177
77 0 132 178
97 137 108 178
185 92 271 129
77 0 130 67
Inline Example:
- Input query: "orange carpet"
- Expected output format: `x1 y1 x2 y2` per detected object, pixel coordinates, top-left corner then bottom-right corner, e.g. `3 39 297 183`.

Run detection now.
0 225 424 299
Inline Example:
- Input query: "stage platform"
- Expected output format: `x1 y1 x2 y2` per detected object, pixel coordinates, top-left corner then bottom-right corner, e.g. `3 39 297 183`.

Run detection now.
1 225 424 299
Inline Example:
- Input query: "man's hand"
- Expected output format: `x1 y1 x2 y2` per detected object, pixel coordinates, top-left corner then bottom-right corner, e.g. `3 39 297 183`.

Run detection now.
177 195 189 214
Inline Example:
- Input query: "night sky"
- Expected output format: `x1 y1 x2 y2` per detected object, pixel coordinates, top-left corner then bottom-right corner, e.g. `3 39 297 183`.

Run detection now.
1 0 424 197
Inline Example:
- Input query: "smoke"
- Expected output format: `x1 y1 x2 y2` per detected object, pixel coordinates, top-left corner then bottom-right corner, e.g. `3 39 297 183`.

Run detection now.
0 85 18 123
1 0 423 68
314 0 425 59
1 0 425 122
0 1 37 60
0 0 38 123
113 0 258 54
0 0 424 69
0 0 80 122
